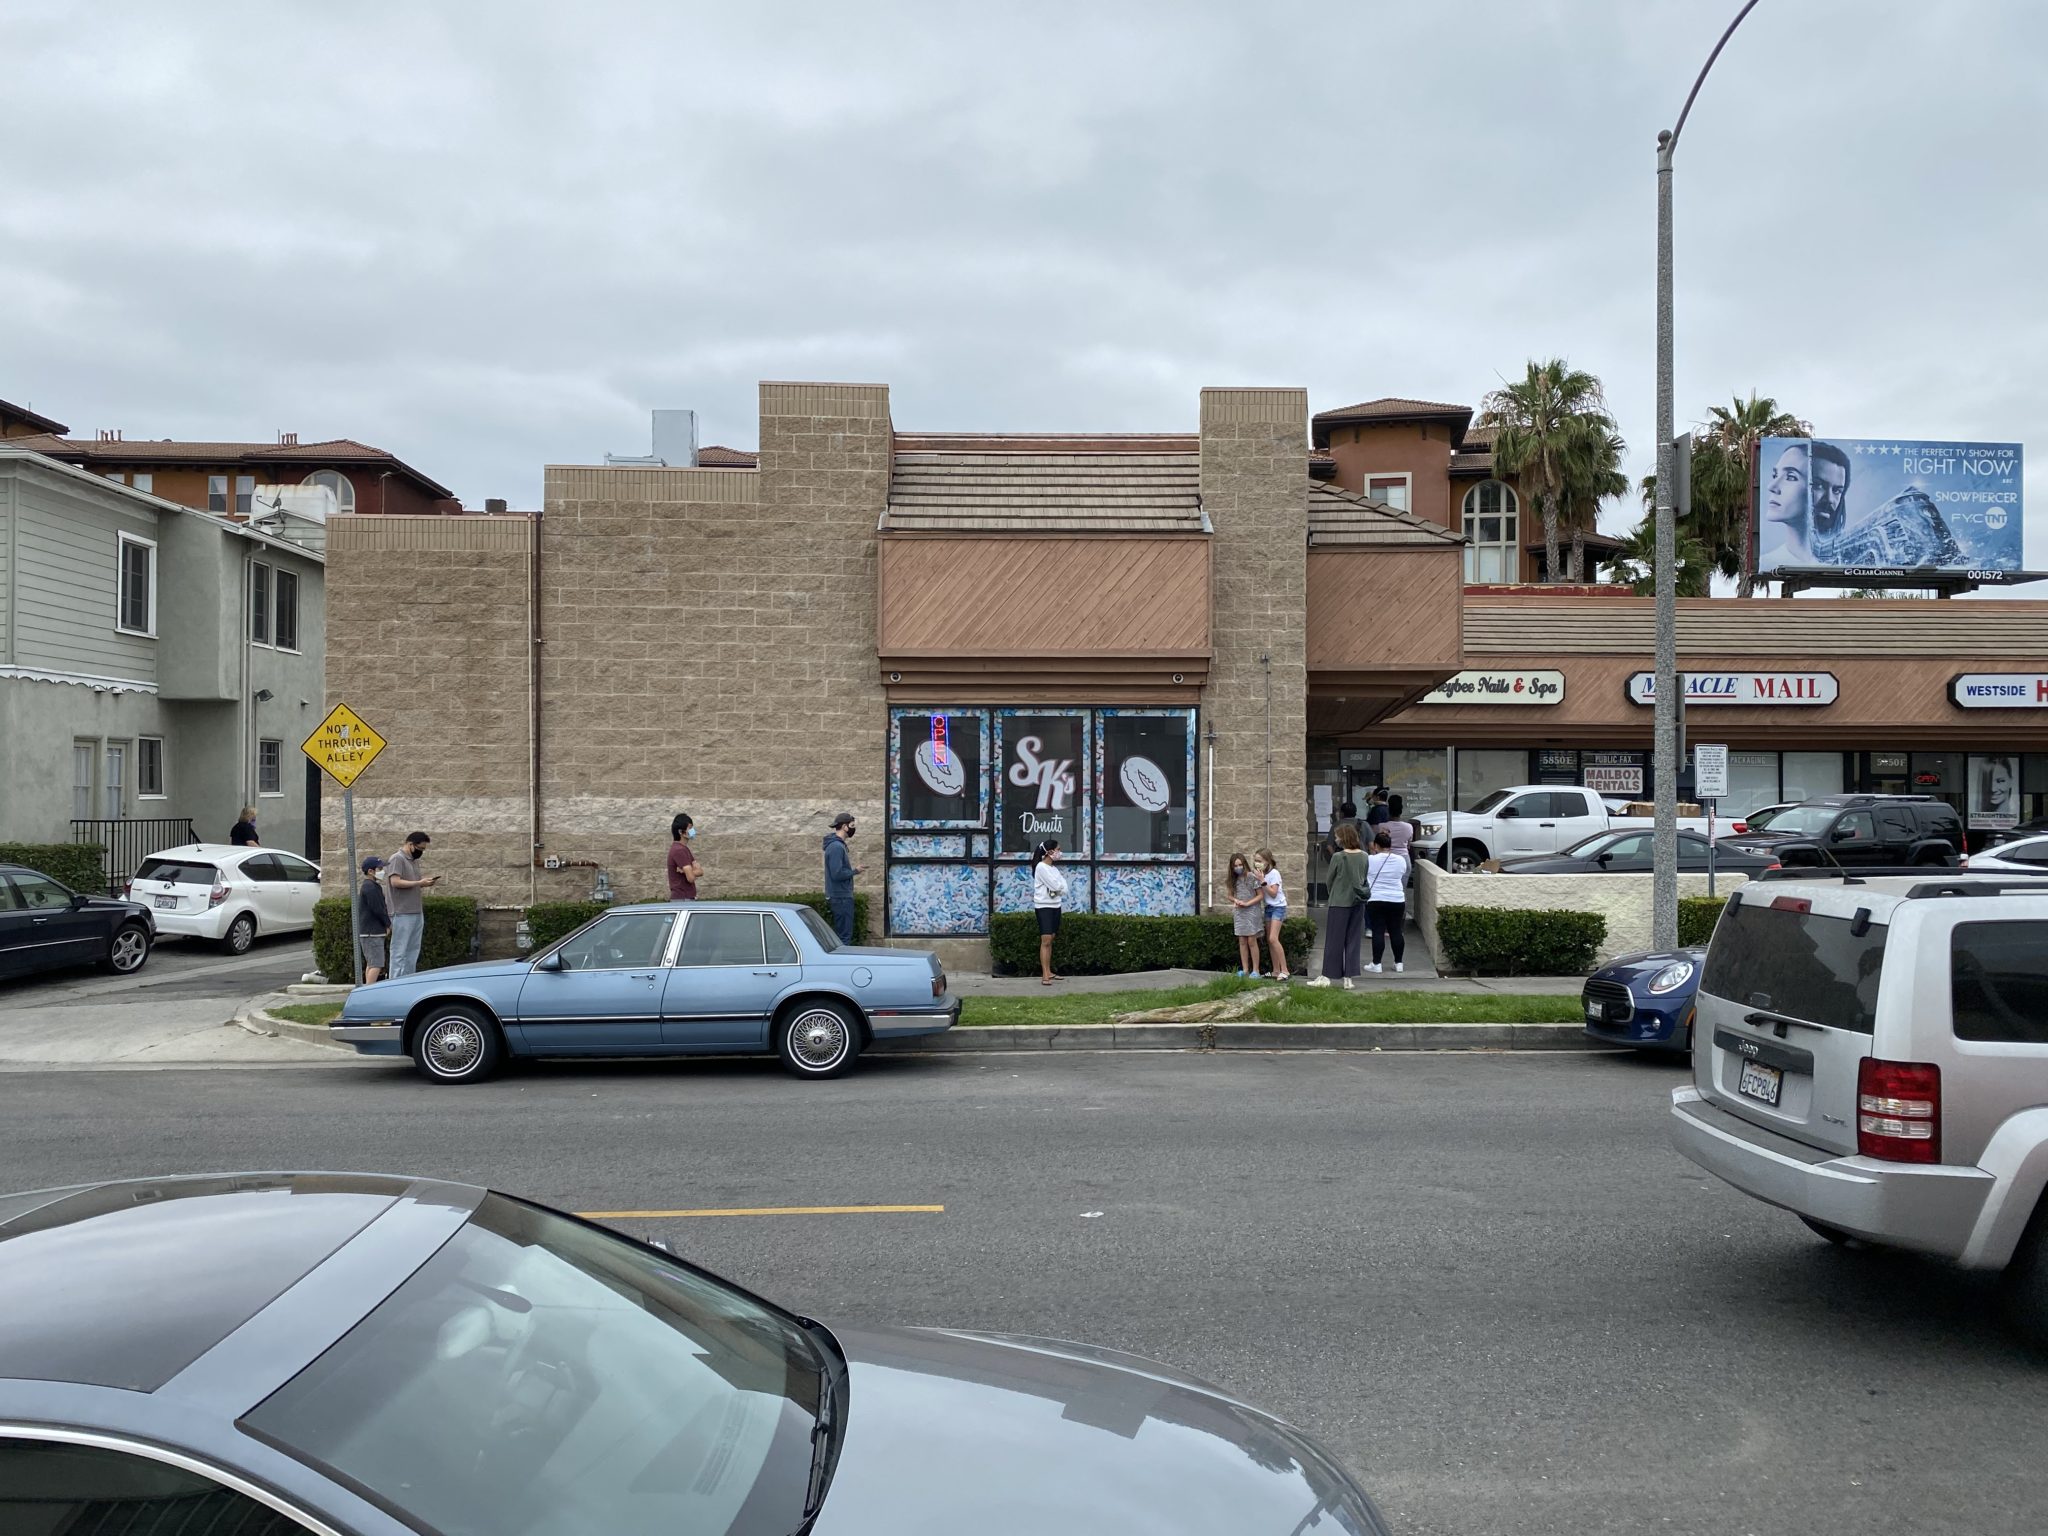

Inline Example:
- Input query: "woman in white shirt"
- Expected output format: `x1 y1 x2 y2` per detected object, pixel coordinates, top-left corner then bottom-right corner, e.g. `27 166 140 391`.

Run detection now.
1033 839 1068 986
1363 830 1410 974
1256 849 1291 983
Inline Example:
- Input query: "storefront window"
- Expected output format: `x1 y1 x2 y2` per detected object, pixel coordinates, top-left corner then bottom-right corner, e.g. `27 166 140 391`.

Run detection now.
1099 711 1191 857
997 713 1087 856
2022 755 2048 829
1383 747 1450 818
890 711 987 828
1784 751 1846 803
1582 751 1646 800
1455 750 1528 809
1533 748 1579 785
1968 753 2022 832
1724 751 1781 817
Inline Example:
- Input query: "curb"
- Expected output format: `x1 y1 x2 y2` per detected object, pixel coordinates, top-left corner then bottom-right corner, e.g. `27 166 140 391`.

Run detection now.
232 993 351 1052
873 1021 1600 1053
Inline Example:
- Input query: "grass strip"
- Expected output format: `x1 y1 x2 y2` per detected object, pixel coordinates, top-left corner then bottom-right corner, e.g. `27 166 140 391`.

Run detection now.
268 1002 343 1027
1250 989 1582 1024
959 976 1251 1027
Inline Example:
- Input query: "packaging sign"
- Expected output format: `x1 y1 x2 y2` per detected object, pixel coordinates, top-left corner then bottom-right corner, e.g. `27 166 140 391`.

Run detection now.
999 715 1082 854
1971 754 2021 831
1693 744 1729 800
1756 437 2026 577
1416 669 1567 706
1951 674 2048 709
1625 671 1838 707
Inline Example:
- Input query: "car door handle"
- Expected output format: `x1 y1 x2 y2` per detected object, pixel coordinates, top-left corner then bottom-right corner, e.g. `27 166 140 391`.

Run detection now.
31 917 49 925
1539 822 1555 828
752 970 780 978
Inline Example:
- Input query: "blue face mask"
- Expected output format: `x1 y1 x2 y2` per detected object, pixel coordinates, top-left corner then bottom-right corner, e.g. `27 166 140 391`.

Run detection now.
685 828 696 840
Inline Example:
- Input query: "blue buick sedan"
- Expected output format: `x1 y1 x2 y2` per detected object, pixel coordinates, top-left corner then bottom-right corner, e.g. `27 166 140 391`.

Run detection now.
334 901 956 1083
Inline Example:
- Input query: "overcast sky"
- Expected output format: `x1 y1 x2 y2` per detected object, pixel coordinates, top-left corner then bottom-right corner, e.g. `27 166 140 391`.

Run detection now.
3 0 2042 538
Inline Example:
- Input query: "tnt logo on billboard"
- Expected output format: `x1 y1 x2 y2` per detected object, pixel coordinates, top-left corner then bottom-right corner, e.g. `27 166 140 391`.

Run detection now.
1988 507 2010 531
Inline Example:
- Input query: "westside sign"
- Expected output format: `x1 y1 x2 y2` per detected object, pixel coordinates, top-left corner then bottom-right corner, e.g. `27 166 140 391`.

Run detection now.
1417 669 1566 706
1625 672 1838 707
1951 674 2048 709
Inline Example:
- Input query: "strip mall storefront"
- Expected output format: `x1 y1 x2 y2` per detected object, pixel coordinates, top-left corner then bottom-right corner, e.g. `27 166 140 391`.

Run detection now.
1314 596 2048 851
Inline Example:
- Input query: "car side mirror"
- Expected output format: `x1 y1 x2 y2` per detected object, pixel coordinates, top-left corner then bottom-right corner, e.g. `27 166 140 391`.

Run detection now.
1830 828 1854 843
1499 805 1521 818
533 952 564 972
71 892 91 907
1595 852 1613 865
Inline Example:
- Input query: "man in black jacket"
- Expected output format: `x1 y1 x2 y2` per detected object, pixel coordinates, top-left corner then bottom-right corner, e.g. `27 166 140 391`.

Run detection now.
357 856 391 984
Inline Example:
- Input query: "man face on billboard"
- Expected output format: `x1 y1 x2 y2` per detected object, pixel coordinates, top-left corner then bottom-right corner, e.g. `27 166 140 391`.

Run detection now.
1810 443 1851 539
1763 442 1812 555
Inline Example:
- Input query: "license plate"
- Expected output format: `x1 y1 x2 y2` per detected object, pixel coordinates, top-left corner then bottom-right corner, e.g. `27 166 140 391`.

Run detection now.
154 895 178 910
1585 1001 1603 1022
1738 1059 1783 1107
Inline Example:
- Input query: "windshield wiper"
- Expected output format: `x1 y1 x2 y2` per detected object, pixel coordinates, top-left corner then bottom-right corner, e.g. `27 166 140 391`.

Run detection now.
796 1320 843 1530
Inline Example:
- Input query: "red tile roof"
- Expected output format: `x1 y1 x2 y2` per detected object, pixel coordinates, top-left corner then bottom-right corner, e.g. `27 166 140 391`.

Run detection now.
1311 396 1474 450
695 444 757 467
7 433 453 498
0 398 69 435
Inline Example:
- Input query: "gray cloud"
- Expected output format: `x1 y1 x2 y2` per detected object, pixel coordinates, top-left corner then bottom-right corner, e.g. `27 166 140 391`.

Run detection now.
2 0 2041 536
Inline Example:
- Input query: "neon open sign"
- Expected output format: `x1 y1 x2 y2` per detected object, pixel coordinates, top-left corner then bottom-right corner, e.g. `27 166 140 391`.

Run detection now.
931 714 949 769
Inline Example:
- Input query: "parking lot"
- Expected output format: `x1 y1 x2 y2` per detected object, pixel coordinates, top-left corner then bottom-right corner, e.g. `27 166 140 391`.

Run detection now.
3 1047 2040 1535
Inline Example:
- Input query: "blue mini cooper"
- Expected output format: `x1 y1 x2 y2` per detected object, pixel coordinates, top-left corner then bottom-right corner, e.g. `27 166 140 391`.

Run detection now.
333 901 957 1083
1580 947 1706 1055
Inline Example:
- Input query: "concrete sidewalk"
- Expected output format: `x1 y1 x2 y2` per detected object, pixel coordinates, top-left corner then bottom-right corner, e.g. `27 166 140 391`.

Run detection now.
952 969 1585 996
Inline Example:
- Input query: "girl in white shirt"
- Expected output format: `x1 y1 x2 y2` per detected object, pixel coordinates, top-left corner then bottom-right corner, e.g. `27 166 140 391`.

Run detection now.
1033 840 1068 986
1364 830 1410 973
1256 849 1291 982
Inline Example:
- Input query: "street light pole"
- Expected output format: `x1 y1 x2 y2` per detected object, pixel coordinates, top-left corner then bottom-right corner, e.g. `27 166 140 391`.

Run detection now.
1653 0 1762 950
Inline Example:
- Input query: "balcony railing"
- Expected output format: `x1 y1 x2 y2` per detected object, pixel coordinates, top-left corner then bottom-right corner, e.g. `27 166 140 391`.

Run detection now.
70 817 197 895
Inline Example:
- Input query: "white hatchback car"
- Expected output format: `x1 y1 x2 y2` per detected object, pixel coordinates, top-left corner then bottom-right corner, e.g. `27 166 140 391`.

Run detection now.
128 843 323 953
1966 834 2048 875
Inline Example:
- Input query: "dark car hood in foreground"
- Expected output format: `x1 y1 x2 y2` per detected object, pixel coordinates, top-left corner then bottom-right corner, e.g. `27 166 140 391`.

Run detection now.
1591 948 1706 984
813 1325 1386 1536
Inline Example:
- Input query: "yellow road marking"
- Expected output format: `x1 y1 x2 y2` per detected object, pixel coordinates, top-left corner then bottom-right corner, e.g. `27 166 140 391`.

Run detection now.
579 1204 944 1219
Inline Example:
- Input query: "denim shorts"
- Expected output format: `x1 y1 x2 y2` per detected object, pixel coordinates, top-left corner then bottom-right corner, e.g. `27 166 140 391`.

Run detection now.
1264 903 1286 923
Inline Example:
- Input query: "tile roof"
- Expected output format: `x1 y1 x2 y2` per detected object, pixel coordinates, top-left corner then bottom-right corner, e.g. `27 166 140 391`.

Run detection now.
883 452 1206 534
1311 396 1474 450
695 444 758 467
7 433 453 498
1449 451 1496 477
1307 482 1465 548
0 398 69 435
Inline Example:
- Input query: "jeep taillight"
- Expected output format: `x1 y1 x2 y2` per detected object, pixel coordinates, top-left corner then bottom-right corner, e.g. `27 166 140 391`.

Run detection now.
209 880 229 908
1857 1058 1940 1164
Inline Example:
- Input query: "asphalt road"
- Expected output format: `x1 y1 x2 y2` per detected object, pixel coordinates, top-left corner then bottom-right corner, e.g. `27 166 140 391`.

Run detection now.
2 1050 2041 1536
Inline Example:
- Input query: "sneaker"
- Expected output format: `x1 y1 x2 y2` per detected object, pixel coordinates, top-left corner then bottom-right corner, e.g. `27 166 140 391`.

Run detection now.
1394 962 1405 973
1341 978 1354 990
1307 976 1332 988
1365 963 1382 974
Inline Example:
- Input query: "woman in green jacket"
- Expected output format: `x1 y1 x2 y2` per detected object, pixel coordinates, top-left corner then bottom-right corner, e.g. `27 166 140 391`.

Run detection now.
1310 822 1368 988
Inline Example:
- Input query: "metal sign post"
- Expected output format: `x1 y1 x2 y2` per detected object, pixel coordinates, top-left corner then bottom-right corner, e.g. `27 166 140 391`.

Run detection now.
1693 744 1729 902
301 703 390 985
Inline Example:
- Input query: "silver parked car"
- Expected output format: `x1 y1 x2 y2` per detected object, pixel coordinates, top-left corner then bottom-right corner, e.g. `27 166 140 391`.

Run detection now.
0 1172 1391 1534
1670 871 2048 1342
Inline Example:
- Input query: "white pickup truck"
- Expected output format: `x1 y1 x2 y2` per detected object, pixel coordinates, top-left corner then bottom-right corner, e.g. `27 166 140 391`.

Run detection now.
1412 785 1711 872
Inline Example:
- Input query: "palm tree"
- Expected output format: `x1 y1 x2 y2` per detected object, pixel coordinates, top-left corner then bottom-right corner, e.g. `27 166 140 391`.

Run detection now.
1479 360 1613 584
1698 393 1809 597
1612 514 1712 597
1559 423 1629 582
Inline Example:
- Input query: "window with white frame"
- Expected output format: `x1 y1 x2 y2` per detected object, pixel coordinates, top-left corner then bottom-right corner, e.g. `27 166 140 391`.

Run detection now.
301 468 356 513
116 532 156 635
103 741 127 819
251 561 271 644
275 568 300 651
72 741 95 821
208 475 228 513
132 472 153 494
236 474 256 517
1461 481 1520 583
1366 473 1412 513
258 739 283 796
138 736 165 798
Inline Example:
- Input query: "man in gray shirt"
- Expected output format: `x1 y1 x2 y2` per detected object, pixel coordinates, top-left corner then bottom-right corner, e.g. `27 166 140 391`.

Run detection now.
384 831 437 979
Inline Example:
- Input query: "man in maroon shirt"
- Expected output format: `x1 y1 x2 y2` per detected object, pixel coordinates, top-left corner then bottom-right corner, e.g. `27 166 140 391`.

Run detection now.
667 812 701 899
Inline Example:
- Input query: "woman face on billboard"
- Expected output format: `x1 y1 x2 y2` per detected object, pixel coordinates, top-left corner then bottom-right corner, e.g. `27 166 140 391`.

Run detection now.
1764 443 1813 556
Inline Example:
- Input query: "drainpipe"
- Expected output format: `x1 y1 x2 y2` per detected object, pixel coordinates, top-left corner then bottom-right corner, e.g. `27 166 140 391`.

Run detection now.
1261 652 1272 847
1203 724 1217 910
528 511 543 898
240 550 253 810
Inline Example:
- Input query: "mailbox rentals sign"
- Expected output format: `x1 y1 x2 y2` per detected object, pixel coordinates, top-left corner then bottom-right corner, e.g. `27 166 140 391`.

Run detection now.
1625 671 1838 707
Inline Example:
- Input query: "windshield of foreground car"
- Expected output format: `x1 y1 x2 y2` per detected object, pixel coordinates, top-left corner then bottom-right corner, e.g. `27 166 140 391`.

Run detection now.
243 1194 828 1536
1752 805 1839 838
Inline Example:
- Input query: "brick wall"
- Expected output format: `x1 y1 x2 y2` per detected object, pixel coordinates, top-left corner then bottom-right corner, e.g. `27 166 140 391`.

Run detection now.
1199 388 1309 909
321 515 534 897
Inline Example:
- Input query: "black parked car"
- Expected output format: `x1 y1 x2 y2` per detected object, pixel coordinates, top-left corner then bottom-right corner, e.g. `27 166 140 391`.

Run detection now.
1715 793 1964 868
1498 829 1779 876
0 863 153 980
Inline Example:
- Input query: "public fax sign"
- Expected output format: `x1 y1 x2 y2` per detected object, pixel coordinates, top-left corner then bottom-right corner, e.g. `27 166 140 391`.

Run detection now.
301 702 388 788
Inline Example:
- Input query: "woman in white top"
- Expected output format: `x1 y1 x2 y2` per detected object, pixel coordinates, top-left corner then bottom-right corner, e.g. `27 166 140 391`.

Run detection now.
1256 849 1291 982
1033 839 1068 987
1363 830 1409 974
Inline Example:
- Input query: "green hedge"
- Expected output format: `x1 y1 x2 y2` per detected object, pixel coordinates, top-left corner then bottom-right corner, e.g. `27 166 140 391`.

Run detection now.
1436 906 1606 976
1678 895 1730 948
314 895 480 983
989 911 1316 976
523 892 873 955
0 843 107 895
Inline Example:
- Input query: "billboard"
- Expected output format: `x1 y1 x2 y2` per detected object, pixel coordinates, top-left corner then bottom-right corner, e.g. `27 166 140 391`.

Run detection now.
1755 437 2026 579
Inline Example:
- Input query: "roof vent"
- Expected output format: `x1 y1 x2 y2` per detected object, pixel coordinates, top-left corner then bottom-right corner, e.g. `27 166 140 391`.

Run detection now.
279 431 298 446
485 498 509 514
606 410 698 468
96 429 121 442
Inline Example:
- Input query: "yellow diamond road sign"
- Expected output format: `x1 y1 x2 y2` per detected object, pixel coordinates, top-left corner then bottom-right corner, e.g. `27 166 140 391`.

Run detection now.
302 702 388 789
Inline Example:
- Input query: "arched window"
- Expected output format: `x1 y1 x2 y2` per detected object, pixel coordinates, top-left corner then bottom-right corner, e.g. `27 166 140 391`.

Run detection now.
1462 481 1519 582
301 469 356 513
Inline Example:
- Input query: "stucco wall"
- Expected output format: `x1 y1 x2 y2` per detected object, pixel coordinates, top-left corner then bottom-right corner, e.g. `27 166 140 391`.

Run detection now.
1415 859 1745 968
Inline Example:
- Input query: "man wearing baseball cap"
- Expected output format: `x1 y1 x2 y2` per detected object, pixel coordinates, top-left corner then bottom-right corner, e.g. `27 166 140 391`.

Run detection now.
823 813 862 943
384 831 437 979
357 856 391 984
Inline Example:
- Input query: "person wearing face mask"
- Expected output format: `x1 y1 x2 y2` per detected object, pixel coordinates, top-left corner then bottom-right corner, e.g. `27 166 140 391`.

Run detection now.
383 831 437 979
666 812 701 900
824 812 862 943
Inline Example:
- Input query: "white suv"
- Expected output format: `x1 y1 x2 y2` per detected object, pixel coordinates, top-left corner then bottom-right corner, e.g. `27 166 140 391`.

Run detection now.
1671 871 2048 1341
128 843 323 953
